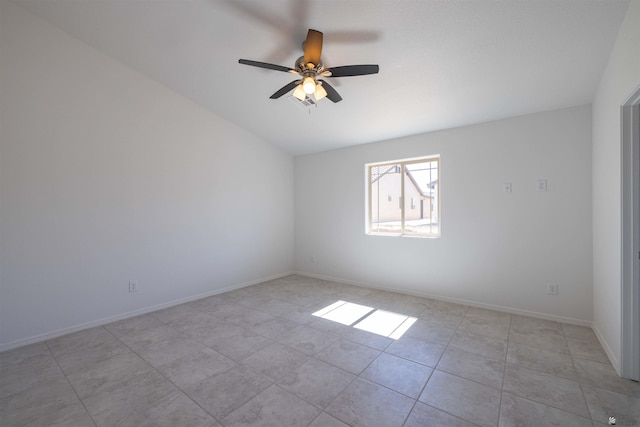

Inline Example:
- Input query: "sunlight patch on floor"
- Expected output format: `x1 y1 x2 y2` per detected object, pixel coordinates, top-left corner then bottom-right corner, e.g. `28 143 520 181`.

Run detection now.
312 300 417 339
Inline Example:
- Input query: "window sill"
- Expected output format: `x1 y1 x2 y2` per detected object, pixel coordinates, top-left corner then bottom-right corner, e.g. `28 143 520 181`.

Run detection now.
366 232 440 239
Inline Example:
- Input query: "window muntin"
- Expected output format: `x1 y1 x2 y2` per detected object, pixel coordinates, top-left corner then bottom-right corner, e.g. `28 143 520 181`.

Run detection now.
368 156 440 237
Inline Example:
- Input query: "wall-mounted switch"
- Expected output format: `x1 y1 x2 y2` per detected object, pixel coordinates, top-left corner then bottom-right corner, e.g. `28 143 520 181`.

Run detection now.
547 283 558 295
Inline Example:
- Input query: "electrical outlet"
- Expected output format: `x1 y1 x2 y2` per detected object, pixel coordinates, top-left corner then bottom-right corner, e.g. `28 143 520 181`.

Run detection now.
547 283 558 295
129 280 139 293
537 179 548 192
503 182 512 193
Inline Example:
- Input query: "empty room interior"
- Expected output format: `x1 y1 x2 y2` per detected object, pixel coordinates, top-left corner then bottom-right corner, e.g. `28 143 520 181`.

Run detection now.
1 0 640 426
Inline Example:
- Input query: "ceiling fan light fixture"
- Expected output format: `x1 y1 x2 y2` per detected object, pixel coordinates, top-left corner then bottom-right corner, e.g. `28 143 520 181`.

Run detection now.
238 28 379 104
315 83 327 101
302 77 316 94
293 84 307 101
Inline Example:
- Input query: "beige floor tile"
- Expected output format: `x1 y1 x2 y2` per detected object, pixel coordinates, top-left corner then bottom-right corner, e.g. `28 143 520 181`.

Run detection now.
338 325 394 350
385 335 446 367
251 317 300 340
419 370 501 427
510 315 563 333
150 304 202 325
82 370 178 427
506 342 576 380
458 316 510 339
0 342 50 369
163 311 220 333
499 392 594 427
207 302 255 323
186 295 228 313
278 358 355 408
223 385 320 427
509 325 569 354
0 352 64 399
134 335 209 367
419 310 465 329
53 337 131 375
20 402 94 427
308 412 350 427
404 402 478 427
422 299 469 317
466 307 511 322
278 324 339 356
574 357 640 398
241 342 308 382
449 330 507 361
567 338 610 363
437 346 504 389
315 339 380 374
118 323 183 350
183 320 246 347
562 324 597 341
156 347 236 388
104 313 165 338
582 384 640 426
325 378 415 427
225 309 276 330
207 329 274 361
503 365 590 417
66 350 152 398
115 392 219 427
404 319 456 345
0 376 82 427
184 365 272 419
360 352 432 398
46 326 115 357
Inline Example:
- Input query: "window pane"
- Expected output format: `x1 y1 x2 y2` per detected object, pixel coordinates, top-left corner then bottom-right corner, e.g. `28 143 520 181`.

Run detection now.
370 164 402 233
404 161 439 235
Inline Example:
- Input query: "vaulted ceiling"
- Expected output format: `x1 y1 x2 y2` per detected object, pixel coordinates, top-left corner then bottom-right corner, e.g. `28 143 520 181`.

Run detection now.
14 0 630 155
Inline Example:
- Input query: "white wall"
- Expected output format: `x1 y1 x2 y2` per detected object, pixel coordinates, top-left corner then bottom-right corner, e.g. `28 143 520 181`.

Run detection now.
295 106 592 323
592 1 640 373
0 1 294 350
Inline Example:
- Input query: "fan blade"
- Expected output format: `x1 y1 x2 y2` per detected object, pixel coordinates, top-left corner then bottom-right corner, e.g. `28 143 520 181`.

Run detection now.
318 80 342 103
270 80 300 99
303 29 323 65
327 64 379 77
239 59 295 73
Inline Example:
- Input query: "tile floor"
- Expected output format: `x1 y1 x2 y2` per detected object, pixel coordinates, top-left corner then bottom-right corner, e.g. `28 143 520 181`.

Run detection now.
1 275 639 426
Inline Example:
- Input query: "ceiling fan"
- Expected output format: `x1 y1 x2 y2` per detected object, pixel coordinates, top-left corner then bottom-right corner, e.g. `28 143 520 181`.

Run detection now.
239 29 379 103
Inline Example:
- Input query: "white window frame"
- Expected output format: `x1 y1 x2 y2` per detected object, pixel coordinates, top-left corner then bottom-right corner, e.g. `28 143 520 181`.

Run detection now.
366 155 440 238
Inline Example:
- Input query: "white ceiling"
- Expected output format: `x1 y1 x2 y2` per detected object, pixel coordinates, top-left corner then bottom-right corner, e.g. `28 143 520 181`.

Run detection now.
14 0 630 155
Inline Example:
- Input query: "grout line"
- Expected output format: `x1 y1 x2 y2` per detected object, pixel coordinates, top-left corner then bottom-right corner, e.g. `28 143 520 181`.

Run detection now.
496 312 513 426
44 340 98 427
110 327 231 426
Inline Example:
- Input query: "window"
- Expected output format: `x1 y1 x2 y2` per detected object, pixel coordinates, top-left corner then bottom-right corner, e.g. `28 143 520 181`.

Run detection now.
367 156 440 237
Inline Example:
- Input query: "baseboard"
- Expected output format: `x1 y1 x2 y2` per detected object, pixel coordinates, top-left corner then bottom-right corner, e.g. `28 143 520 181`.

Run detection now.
592 321 621 375
0 271 293 353
294 271 593 327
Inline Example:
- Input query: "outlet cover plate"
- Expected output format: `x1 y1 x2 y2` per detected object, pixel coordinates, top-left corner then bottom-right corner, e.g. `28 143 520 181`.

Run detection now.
129 280 139 293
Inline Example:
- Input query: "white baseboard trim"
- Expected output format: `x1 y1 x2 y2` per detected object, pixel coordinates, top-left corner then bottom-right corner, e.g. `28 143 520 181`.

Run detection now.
294 271 593 327
0 271 293 353
592 321 621 375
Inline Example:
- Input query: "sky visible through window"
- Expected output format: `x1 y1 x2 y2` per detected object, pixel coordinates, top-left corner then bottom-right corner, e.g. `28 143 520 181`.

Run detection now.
312 300 417 339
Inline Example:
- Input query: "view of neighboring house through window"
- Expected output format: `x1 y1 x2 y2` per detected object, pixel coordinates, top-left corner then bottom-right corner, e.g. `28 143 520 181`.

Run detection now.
368 156 440 237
